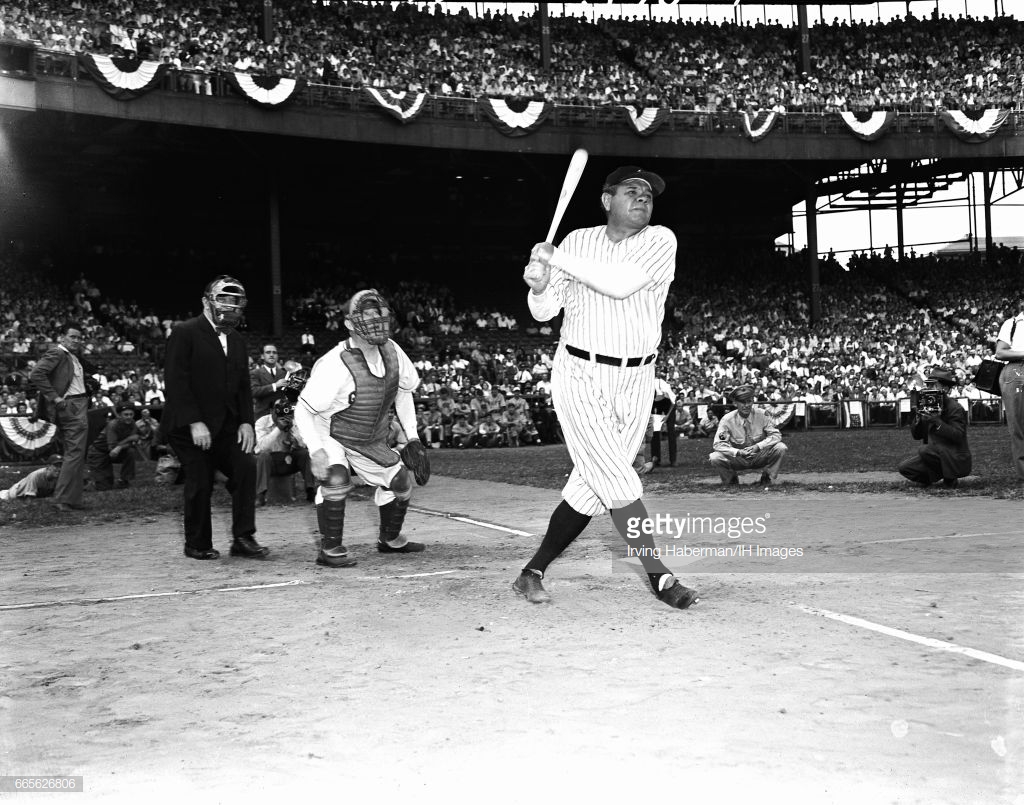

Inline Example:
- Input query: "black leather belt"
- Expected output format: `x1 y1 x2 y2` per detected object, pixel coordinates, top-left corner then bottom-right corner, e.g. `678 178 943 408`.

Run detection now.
565 344 656 368
65 393 88 399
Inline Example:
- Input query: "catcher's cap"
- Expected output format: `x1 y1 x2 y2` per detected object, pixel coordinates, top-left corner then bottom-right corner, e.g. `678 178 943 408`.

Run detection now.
346 288 388 316
604 166 665 197
729 385 756 403
927 367 956 387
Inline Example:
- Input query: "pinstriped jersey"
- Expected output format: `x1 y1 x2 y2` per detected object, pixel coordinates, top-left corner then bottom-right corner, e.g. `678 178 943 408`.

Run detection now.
528 224 676 357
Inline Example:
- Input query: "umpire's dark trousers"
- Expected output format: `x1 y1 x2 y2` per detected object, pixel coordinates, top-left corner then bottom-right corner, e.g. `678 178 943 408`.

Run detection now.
168 416 257 551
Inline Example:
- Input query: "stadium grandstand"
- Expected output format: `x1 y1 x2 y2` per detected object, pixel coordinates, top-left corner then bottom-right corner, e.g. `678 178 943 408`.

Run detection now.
0 0 1022 454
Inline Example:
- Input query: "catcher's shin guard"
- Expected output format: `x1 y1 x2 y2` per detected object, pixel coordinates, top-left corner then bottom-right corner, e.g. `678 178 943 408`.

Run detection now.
376 498 424 553
316 500 357 568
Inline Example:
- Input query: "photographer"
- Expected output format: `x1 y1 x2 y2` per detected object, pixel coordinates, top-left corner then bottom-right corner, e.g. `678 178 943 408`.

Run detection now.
897 368 972 489
255 397 315 506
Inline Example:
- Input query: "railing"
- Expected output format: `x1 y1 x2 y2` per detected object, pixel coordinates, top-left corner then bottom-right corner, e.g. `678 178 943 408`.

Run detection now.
21 48 1024 137
691 396 1004 430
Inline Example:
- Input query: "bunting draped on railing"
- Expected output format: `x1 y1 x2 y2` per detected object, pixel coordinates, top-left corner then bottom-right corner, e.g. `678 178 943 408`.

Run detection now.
77 54 170 100
226 72 305 108
54 60 1022 142
363 88 428 123
478 97 552 137
619 105 669 137
741 110 778 142
839 110 897 142
939 109 1011 143
0 416 59 460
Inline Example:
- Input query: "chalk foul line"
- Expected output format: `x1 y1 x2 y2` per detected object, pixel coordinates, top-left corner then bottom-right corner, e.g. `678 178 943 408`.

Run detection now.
0 580 310 611
794 604 1024 673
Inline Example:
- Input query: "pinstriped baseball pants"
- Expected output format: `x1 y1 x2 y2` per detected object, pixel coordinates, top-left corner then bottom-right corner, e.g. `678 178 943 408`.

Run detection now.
551 345 654 517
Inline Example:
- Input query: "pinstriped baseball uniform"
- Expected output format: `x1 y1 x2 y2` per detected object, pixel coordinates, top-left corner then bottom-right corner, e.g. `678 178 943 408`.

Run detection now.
528 224 677 516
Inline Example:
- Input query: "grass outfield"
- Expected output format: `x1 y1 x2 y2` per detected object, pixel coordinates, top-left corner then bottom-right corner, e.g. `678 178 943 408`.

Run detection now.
1 425 1019 530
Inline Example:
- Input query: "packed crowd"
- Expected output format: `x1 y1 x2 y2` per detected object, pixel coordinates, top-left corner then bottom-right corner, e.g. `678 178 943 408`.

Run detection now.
1 242 1020 444
3 0 1022 111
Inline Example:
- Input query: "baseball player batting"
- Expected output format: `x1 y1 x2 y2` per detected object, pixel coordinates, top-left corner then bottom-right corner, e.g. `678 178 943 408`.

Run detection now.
294 289 430 567
515 165 699 609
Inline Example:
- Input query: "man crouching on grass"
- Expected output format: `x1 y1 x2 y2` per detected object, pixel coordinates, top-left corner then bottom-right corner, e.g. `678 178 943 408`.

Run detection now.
708 385 788 487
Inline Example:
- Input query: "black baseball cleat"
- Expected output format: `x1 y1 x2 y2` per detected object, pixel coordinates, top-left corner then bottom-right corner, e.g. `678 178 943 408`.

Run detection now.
656 577 700 610
316 549 357 568
229 536 270 558
376 539 425 553
513 571 551 604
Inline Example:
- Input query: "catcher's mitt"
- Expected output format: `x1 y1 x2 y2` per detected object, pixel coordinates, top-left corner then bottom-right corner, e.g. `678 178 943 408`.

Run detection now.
400 440 431 485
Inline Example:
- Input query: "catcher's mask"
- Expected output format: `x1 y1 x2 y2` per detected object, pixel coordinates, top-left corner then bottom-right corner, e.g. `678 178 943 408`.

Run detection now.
282 368 310 402
203 275 247 328
346 289 392 346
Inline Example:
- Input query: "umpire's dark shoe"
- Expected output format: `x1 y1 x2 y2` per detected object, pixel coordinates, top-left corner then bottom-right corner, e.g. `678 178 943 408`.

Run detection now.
513 570 551 604
184 546 220 560
376 539 425 553
229 536 270 558
656 577 700 610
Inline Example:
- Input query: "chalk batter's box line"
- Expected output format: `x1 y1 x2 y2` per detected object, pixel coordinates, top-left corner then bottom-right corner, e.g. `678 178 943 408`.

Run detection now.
859 530 1024 545
407 505 534 537
794 604 1024 673
0 580 310 611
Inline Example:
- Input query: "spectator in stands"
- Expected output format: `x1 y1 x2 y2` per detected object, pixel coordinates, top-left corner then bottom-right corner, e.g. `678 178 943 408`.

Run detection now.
450 413 475 448
86 402 141 490
474 411 503 448
708 385 788 486
696 405 720 438
897 367 972 489
674 397 696 439
0 455 62 502
500 402 527 447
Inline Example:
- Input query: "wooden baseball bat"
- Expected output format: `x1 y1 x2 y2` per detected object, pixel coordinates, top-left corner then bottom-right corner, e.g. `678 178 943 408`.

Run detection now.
545 148 588 243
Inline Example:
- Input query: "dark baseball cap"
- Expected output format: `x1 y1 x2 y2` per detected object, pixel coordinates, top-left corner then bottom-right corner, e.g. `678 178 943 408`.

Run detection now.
603 166 665 197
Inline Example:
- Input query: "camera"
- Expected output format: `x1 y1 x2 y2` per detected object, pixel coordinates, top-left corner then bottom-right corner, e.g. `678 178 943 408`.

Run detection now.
910 387 945 416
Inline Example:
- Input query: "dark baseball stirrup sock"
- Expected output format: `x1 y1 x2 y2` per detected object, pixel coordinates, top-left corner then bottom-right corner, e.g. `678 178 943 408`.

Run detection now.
524 500 592 575
608 499 673 592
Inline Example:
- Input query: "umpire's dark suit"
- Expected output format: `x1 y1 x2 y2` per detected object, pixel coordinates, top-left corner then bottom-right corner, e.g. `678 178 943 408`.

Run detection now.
163 314 257 552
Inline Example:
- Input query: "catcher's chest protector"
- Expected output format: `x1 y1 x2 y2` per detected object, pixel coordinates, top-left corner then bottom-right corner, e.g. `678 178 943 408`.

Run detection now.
330 343 401 466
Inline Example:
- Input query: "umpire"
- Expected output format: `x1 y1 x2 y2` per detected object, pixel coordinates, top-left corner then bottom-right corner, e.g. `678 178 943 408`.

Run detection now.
162 276 268 560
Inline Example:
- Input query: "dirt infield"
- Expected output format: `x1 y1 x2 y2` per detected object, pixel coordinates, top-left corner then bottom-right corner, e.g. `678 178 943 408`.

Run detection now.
2 475 1022 804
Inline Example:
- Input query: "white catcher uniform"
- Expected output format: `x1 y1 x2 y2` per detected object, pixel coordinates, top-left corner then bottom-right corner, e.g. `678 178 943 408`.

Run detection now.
528 223 676 516
295 338 420 506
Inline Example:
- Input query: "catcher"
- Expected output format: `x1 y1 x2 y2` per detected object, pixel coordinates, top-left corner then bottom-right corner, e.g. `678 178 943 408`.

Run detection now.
294 289 430 568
